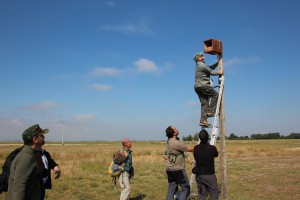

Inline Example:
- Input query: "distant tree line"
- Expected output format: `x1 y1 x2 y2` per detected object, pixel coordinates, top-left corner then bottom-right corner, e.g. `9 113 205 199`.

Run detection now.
182 133 200 141
249 132 300 140
182 132 300 141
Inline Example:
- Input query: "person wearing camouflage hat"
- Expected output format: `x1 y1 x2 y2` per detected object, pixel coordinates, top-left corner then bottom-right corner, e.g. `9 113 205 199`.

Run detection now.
194 52 223 127
6 124 49 200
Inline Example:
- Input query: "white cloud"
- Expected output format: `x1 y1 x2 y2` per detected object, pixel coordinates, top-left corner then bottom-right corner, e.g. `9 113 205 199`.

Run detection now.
134 58 160 74
187 100 198 107
22 101 60 110
89 58 162 78
224 57 244 67
1 118 23 127
102 19 153 36
56 74 69 80
224 56 261 67
91 84 113 91
162 62 173 71
73 113 96 121
106 1 116 6
90 67 122 76
9 119 23 126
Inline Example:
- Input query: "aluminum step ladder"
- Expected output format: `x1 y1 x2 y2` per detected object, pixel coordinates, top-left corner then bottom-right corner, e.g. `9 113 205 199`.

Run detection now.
209 75 224 146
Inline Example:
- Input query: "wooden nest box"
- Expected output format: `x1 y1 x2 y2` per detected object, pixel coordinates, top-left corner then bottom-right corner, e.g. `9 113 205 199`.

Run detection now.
204 39 222 55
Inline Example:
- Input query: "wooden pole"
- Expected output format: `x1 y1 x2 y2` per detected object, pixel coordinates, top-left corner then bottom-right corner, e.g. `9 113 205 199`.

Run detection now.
60 120 65 145
218 54 228 199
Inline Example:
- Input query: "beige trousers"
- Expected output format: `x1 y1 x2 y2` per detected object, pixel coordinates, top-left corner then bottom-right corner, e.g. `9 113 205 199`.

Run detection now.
119 171 130 200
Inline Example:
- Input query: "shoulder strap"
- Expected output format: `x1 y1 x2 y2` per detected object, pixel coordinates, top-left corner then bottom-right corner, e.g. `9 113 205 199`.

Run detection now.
166 139 170 155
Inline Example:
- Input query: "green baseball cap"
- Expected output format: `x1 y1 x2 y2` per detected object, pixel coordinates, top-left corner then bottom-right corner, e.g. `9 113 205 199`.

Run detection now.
193 51 203 61
22 124 49 141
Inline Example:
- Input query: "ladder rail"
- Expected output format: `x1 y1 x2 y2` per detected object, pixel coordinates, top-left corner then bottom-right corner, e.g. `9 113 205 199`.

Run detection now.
210 76 224 146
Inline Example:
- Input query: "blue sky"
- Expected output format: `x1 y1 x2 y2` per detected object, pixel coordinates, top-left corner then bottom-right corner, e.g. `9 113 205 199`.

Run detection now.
1 0 299 141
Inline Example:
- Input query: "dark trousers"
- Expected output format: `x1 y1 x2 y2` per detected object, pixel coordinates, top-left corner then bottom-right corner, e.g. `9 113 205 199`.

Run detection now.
166 169 190 200
194 86 218 123
197 174 219 200
41 183 45 200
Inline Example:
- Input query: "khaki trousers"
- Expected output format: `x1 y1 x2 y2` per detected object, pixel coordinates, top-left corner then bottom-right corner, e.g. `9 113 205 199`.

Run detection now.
119 171 130 200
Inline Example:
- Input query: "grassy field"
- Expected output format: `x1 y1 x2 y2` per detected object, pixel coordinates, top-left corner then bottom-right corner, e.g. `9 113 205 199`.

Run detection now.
0 140 299 200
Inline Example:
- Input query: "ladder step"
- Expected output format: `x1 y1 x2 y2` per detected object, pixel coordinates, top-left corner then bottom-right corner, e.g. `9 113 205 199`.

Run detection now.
200 124 212 128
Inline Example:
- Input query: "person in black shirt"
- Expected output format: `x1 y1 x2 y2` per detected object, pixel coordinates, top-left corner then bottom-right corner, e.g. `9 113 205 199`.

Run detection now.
193 129 219 200
35 130 61 200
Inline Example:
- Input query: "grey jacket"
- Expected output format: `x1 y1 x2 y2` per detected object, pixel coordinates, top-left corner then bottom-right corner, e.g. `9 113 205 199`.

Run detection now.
194 61 219 88
6 145 42 200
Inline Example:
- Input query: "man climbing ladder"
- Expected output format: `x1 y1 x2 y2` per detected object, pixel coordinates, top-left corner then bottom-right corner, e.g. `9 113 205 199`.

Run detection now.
193 51 223 127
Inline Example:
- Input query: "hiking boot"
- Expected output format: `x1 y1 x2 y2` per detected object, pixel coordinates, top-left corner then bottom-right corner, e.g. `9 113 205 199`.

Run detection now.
199 120 211 127
207 112 215 117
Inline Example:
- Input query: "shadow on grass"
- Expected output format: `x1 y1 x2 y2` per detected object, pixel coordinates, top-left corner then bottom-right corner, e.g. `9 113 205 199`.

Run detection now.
129 194 146 200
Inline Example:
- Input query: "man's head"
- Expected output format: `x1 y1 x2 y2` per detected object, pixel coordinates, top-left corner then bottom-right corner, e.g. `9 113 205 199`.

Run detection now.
122 138 132 149
193 52 205 62
165 126 179 139
22 124 49 145
199 129 209 143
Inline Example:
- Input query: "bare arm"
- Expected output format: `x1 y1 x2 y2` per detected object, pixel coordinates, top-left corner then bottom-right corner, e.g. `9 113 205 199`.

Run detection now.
186 156 194 166
53 166 61 179
186 147 194 152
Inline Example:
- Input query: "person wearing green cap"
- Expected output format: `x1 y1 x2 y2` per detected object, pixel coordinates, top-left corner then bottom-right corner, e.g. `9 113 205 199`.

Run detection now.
193 52 223 127
6 124 49 200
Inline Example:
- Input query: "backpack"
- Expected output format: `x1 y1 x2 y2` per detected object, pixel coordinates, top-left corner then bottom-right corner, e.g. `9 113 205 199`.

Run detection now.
0 147 23 193
108 160 125 177
108 150 126 190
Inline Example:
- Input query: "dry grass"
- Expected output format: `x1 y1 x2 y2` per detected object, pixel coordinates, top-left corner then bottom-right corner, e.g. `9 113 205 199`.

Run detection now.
0 140 299 200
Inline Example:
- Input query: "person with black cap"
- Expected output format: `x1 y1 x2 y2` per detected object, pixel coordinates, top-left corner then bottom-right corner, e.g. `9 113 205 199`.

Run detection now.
193 129 219 200
6 124 49 200
165 126 194 200
194 52 223 127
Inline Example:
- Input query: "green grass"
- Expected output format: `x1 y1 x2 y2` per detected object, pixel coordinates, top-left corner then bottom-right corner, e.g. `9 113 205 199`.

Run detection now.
0 140 299 199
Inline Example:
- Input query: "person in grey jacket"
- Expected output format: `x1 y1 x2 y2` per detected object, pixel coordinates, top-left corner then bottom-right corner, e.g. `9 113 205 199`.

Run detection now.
194 52 223 127
6 124 49 200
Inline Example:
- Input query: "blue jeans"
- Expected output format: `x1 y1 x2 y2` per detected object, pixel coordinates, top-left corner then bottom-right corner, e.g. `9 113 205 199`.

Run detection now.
166 169 190 200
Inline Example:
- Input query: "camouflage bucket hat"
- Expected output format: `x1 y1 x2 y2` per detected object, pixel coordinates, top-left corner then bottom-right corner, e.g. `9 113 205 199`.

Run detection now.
22 124 49 141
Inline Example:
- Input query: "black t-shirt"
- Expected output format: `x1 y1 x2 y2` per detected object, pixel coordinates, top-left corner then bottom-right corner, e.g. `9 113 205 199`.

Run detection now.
193 143 218 175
